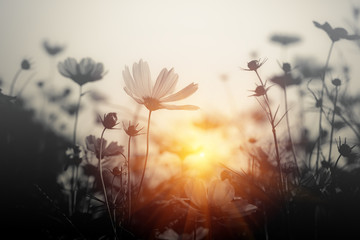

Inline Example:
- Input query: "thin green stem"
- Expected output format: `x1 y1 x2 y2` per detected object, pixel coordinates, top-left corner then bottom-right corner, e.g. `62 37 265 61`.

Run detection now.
9 68 22 96
316 41 334 173
135 110 152 205
99 128 118 239
328 86 339 164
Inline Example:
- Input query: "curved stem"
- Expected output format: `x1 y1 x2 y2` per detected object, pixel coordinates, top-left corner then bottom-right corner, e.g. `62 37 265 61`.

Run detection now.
135 110 152 204
99 128 118 239
255 70 283 192
127 135 132 222
328 86 339 164
9 68 22 96
316 42 334 172
334 154 342 168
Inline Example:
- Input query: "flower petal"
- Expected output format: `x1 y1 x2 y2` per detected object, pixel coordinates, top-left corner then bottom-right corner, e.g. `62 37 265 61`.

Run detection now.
160 83 198 102
159 103 199 110
152 68 178 99
133 59 152 97
124 87 144 104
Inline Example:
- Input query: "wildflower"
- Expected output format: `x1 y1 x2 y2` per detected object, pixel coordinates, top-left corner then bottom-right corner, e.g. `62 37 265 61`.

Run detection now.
123 121 143 137
123 59 198 111
270 74 301 89
98 112 119 129
85 135 124 160
336 137 356 157
58 57 106 86
331 78 341 86
21 59 31 70
248 85 271 97
43 39 65 56
281 62 292 73
313 21 360 42
241 58 267 71
270 34 301 46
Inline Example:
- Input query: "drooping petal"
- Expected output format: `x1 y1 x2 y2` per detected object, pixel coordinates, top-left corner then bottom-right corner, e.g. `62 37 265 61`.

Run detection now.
124 87 144 104
160 83 198 102
159 103 199 110
123 66 142 98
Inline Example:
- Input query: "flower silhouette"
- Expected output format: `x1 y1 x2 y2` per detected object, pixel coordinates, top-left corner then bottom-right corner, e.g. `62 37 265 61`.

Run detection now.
313 21 360 42
270 34 301 46
85 135 124 160
123 59 199 111
58 57 106 86
43 39 65 56
98 112 120 129
248 85 270 97
241 58 267 71
123 121 144 137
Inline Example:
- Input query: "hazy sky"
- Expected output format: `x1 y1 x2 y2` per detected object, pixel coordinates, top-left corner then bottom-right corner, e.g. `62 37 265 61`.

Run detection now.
0 0 359 135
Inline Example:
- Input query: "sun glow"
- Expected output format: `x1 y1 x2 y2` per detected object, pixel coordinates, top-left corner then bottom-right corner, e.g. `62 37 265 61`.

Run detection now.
156 116 246 180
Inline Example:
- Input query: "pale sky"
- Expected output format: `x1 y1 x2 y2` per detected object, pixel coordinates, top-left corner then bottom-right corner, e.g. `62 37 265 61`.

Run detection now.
0 0 359 140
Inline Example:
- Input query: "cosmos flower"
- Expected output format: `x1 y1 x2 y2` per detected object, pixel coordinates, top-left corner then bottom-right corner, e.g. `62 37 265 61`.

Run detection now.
241 58 267 71
43 39 65 56
98 112 120 129
58 57 106 86
270 74 301 89
248 84 272 97
123 59 199 111
123 121 144 137
21 59 32 70
313 21 360 42
270 34 301 46
336 137 356 157
85 135 124 160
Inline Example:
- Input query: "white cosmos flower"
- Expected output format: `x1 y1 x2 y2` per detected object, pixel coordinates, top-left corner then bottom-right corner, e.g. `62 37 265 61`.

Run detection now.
123 59 199 111
58 57 106 86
